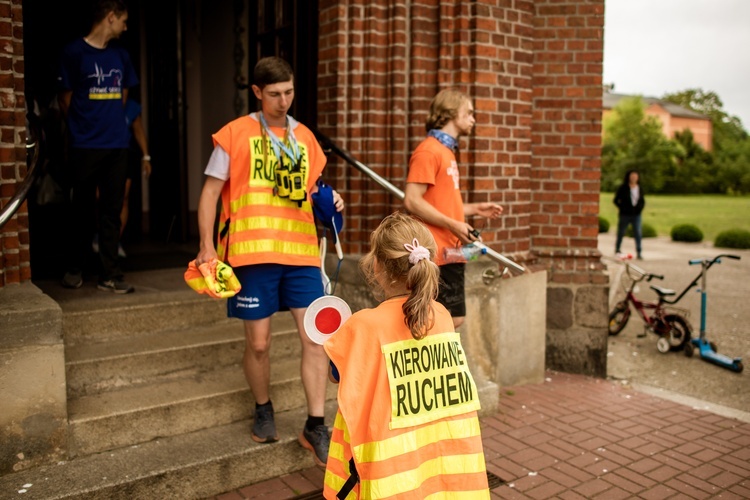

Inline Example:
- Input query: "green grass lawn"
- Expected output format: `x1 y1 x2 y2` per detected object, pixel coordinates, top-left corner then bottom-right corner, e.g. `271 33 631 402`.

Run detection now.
599 193 750 242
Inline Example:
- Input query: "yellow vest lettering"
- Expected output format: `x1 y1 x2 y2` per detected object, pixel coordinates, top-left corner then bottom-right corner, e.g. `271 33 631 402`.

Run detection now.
382 332 481 429
433 370 447 408
389 351 403 379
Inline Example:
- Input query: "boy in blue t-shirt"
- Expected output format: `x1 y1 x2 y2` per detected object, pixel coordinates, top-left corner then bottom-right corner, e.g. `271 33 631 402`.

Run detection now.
58 0 139 294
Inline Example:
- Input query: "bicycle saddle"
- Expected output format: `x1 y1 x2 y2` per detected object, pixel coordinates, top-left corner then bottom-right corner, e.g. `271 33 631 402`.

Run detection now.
650 285 675 297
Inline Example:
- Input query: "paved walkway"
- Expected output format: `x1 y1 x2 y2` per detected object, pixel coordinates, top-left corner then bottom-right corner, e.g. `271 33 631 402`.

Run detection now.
208 371 750 499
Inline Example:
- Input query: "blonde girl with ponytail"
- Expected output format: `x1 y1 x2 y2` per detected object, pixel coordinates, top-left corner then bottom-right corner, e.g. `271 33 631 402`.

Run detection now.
323 211 489 499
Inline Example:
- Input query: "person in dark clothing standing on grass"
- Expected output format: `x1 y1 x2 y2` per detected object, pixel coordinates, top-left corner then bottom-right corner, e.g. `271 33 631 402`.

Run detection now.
614 169 646 259
58 0 138 293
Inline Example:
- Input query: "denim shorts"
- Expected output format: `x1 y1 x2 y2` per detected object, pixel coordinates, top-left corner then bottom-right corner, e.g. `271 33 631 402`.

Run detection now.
227 264 324 320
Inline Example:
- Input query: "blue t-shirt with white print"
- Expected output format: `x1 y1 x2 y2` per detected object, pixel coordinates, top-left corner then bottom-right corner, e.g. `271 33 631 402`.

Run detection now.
58 38 139 149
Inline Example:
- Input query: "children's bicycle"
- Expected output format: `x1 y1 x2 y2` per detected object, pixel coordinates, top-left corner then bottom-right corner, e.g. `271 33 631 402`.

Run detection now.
682 254 743 373
608 259 692 354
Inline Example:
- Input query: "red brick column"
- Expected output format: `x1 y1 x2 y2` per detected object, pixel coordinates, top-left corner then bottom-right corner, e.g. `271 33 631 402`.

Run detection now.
530 0 606 283
531 0 608 376
318 0 535 260
0 0 27 288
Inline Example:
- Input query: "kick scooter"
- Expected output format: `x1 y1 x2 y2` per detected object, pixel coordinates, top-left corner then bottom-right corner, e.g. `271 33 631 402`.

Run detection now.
683 254 743 373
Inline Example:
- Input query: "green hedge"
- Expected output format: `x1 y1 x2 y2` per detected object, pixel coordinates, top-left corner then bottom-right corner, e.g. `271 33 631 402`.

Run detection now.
625 222 657 238
715 228 750 249
671 224 704 243
599 216 610 233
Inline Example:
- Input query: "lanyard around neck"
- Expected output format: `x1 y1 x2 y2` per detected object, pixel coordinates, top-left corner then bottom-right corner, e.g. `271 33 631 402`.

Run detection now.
259 112 301 168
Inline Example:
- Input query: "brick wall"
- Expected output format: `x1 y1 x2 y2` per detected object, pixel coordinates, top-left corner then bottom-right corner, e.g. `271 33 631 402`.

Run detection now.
317 0 605 266
318 0 537 260
531 0 606 284
0 0 27 288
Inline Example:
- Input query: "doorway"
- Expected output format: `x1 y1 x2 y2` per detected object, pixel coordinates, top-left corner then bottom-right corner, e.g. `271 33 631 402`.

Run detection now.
22 0 320 279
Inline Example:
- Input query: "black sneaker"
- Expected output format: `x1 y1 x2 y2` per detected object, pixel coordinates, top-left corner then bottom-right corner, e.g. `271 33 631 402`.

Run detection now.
299 424 330 467
61 271 83 289
252 403 278 443
97 278 134 294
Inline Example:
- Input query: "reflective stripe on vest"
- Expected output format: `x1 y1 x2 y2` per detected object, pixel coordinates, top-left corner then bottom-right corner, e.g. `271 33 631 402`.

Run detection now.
219 192 318 264
353 417 482 464
325 411 488 499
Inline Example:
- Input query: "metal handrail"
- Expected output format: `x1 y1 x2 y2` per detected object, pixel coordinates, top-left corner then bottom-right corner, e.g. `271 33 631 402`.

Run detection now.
0 113 42 229
313 129 526 274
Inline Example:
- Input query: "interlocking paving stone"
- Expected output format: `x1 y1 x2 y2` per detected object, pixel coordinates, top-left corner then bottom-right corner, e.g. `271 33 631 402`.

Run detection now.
209 371 750 500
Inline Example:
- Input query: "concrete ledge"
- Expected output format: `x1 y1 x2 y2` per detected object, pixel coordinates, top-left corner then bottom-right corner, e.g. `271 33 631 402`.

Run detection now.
0 283 67 475
0 282 62 347
464 265 548 388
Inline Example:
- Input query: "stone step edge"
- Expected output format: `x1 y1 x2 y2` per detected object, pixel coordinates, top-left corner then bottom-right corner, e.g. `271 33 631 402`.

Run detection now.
62 305 299 346
65 318 298 366
0 403 337 500
67 361 301 423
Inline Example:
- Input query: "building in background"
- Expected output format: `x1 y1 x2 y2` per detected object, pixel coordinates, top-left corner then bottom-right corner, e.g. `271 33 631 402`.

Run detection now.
603 90 713 151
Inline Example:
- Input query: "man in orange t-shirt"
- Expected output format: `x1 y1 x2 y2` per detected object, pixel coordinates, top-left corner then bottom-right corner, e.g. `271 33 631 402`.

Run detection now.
405 89 503 328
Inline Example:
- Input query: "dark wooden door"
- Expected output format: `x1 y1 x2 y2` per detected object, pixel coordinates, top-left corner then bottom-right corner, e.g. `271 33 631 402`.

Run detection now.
248 0 319 126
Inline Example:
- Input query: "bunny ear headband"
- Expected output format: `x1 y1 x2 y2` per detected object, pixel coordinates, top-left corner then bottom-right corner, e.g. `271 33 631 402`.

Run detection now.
404 238 430 265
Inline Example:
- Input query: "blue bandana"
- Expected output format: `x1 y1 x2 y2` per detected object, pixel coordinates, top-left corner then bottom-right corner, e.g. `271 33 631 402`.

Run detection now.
428 129 458 152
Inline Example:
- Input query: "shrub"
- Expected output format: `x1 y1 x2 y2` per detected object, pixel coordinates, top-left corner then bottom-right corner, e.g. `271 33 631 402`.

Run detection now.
598 216 610 233
625 222 657 238
671 224 704 243
715 228 750 249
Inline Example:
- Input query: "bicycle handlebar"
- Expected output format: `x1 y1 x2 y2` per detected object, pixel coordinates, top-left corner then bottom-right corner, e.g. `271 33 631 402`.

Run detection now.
689 254 742 266
625 262 663 282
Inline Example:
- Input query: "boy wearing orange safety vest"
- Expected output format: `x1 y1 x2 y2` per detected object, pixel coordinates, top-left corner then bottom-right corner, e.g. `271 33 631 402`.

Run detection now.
324 213 489 499
196 57 344 465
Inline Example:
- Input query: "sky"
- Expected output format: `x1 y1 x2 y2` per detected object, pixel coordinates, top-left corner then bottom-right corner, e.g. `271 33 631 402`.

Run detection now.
603 0 750 130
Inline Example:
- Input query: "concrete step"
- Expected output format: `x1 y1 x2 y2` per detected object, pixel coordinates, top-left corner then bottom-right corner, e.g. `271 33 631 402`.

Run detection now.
67 361 338 457
0 402 338 500
65 316 301 398
63 295 228 346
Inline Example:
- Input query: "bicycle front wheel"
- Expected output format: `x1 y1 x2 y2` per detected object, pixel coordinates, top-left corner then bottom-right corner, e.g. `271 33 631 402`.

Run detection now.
608 301 630 335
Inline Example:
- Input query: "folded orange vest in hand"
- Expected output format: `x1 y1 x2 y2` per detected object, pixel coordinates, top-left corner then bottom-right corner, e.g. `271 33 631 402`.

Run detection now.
184 258 242 299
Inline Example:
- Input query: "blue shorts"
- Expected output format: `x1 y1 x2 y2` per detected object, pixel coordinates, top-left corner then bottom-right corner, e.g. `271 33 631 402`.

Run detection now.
228 264 324 320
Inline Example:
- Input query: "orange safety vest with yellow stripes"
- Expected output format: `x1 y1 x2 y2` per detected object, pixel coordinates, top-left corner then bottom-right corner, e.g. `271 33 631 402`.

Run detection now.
323 297 490 499
212 113 326 267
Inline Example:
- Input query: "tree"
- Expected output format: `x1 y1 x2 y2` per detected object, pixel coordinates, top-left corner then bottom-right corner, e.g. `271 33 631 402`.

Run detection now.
662 88 748 148
601 96 680 193
663 88 750 194
663 129 716 193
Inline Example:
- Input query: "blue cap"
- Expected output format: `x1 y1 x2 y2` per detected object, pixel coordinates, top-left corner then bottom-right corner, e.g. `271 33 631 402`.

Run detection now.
311 180 343 234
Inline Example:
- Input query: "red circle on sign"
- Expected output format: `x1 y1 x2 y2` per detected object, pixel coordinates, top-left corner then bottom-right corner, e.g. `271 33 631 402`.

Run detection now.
315 307 341 334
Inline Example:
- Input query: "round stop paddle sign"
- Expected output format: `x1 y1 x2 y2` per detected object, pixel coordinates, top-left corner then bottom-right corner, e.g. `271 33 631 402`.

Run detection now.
303 295 352 344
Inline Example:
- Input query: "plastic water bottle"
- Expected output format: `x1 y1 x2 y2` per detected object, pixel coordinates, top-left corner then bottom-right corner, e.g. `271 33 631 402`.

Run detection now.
443 244 487 263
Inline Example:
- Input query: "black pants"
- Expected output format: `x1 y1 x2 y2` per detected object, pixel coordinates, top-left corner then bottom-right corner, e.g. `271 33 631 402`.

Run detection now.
66 148 128 281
